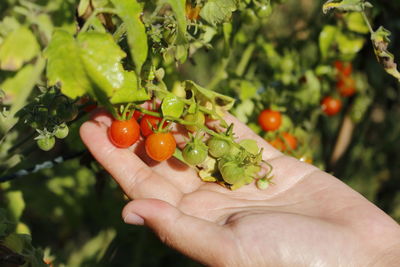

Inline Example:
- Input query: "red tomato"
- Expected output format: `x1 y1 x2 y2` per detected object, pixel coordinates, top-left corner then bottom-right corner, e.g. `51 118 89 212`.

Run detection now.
258 109 282 132
185 3 201 20
108 117 140 148
282 132 298 150
145 132 176 161
269 132 297 152
336 76 356 97
140 114 166 137
133 110 142 120
334 61 352 77
269 138 285 151
321 96 342 116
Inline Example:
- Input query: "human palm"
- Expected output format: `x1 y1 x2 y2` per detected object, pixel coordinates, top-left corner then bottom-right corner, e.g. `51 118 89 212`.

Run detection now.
80 113 400 266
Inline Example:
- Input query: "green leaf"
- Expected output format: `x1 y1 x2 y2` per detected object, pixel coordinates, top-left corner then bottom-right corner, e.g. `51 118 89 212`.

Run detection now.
45 30 136 103
371 26 400 82
5 191 25 222
0 26 40 71
239 139 259 155
319 25 338 60
163 0 187 43
110 71 149 104
111 0 148 75
77 31 126 95
345 12 369 34
200 0 238 25
337 31 365 59
161 94 185 117
294 70 321 106
45 30 91 99
322 0 373 14
183 80 235 113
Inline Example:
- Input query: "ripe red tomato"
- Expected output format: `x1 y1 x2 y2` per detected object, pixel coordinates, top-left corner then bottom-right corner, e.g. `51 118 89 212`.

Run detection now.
282 132 298 150
269 132 297 152
133 110 142 120
145 132 176 161
108 117 140 148
140 114 166 137
336 76 356 97
334 60 352 77
258 109 282 132
321 96 342 116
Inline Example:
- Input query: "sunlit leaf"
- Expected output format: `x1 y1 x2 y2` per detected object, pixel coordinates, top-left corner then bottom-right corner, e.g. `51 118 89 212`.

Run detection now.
200 0 237 25
322 0 372 14
0 27 40 71
110 71 149 104
163 0 187 43
111 0 148 75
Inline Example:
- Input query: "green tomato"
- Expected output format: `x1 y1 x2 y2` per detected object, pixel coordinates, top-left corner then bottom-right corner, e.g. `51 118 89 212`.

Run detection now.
208 137 230 158
219 161 245 184
184 112 205 132
37 136 55 151
182 141 208 165
55 124 69 139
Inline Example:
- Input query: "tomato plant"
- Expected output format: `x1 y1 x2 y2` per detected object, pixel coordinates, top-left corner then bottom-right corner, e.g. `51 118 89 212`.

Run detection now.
145 132 176 162
1 0 400 265
108 117 140 148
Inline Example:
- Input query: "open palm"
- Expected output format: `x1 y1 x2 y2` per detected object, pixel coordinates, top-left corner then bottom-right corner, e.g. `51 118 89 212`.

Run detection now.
80 113 400 266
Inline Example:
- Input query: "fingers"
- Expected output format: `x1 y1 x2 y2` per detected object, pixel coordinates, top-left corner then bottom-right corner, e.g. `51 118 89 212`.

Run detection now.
122 199 236 266
79 120 182 204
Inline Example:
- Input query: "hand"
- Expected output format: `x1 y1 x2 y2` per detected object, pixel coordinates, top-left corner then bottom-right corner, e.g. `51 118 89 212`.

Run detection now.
80 112 400 266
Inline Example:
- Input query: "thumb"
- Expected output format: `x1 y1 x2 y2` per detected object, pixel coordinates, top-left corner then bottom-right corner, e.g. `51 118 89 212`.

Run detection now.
122 199 235 266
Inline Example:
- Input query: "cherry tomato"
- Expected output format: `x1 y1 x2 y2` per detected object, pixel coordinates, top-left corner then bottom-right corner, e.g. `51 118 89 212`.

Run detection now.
108 117 140 148
334 60 352 77
219 161 245 185
145 132 176 161
37 136 55 151
133 110 142 120
182 141 208 165
184 112 205 132
258 109 282 132
54 123 69 139
269 138 285 151
140 114 166 137
282 132 298 151
336 76 356 97
207 137 230 158
321 96 342 116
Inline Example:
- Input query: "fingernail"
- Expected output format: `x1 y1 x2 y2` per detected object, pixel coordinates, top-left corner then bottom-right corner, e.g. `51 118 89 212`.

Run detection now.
124 213 144 225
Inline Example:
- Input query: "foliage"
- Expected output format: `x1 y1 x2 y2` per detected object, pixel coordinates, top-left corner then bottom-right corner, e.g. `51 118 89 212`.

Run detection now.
0 0 400 265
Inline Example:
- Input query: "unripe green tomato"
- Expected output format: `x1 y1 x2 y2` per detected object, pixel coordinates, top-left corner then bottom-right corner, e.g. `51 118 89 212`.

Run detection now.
55 124 69 139
182 142 208 165
37 136 55 151
207 137 230 158
184 112 205 132
256 4 272 18
219 161 245 184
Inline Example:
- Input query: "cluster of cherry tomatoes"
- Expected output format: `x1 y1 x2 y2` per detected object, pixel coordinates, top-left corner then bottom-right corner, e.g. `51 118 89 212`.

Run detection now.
321 61 357 116
108 110 176 162
258 109 298 153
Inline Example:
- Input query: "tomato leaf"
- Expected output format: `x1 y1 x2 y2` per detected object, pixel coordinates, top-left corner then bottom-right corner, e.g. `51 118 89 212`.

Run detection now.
0 27 40 71
371 26 400 82
183 80 235 114
111 0 148 75
322 0 373 14
45 30 91 99
239 139 259 155
110 71 150 104
161 94 185 117
163 0 187 44
200 0 238 26
319 25 338 60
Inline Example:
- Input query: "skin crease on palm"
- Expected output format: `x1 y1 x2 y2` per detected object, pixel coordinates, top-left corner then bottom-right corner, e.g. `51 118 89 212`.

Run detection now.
80 111 400 267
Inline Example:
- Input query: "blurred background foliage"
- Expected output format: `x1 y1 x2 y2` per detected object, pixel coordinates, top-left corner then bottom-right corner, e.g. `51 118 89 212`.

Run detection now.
0 0 400 266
